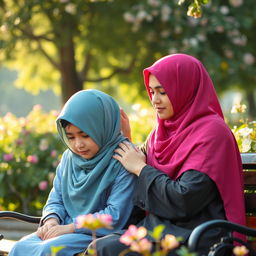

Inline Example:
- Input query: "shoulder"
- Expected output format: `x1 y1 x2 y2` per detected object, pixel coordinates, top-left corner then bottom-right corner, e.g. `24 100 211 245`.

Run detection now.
195 115 234 142
113 159 137 180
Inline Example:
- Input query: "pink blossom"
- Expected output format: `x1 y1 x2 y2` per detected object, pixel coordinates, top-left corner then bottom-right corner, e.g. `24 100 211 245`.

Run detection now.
22 128 30 136
120 225 147 246
161 234 179 252
50 110 60 117
15 139 24 145
95 213 113 227
39 181 48 191
51 150 57 158
3 153 14 162
76 214 113 230
27 155 39 164
130 238 152 254
33 104 42 111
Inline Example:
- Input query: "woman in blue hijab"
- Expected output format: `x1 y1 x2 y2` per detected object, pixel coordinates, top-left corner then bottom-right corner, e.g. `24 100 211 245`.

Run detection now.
10 89 137 256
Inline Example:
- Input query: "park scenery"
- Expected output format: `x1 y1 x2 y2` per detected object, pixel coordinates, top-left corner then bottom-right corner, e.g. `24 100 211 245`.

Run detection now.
0 0 255 256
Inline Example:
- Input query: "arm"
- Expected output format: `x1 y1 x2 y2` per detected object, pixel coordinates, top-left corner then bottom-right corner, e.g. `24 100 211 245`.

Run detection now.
135 166 219 220
41 157 68 224
75 164 137 236
120 108 131 141
37 154 74 240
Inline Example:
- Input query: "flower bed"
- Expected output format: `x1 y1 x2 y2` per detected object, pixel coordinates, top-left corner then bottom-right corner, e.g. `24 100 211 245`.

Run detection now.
0 105 65 215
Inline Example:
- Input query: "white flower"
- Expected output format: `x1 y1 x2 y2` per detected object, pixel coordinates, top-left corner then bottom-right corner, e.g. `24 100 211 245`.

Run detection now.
232 36 247 46
137 10 148 22
148 0 160 7
224 49 234 59
220 6 229 15
229 0 243 7
39 139 49 151
215 26 224 33
231 103 247 113
123 12 136 23
189 38 198 47
65 3 76 15
242 138 252 152
161 5 171 22
197 34 206 42
243 53 255 65
238 127 253 137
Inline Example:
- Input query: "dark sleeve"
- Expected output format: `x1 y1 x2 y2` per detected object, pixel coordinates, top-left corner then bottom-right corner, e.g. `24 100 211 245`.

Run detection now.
133 165 220 220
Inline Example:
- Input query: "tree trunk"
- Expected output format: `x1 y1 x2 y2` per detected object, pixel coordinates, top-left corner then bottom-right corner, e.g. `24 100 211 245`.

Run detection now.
58 37 83 105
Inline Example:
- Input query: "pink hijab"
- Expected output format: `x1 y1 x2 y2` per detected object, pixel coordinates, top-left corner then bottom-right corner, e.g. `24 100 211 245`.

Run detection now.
143 54 245 227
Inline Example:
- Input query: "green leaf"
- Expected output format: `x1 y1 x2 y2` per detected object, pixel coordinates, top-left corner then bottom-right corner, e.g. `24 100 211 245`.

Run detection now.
149 224 165 240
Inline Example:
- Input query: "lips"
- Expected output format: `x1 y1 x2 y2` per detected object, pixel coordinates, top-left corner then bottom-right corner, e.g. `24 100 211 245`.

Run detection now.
155 107 165 112
78 150 89 155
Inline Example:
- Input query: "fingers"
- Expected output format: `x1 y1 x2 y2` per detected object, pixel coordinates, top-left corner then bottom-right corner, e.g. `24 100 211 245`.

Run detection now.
36 224 55 240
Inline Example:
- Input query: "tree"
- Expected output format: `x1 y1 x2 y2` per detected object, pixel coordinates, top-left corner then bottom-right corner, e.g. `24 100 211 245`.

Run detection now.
1 0 255 117
0 0 149 103
122 0 256 117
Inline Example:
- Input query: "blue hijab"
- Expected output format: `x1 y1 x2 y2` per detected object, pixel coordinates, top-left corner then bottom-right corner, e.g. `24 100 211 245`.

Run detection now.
56 89 126 218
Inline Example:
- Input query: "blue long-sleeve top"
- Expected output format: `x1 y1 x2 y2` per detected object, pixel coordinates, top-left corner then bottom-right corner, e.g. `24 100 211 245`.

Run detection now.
41 156 137 237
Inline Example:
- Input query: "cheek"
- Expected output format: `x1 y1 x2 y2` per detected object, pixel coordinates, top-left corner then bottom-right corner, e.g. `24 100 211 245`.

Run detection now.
68 141 76 150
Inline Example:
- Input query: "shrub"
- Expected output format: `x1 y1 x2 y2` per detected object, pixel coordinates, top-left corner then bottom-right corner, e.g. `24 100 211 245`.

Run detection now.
0 105 65 215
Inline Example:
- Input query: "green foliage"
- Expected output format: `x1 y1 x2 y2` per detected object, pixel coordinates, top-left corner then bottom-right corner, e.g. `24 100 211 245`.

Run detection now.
1 0 255 115
0 106 65 215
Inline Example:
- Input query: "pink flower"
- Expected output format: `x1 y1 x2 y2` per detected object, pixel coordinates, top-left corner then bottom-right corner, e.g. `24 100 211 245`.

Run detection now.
39 181 48 191
27 155 39 164
96 213 113 227
76 214 113 231
130 238 152 254
15 139 24 145
120 225 147 246
161 234 179 252
3 153 14 161
51 150 57 158
33 104 42 111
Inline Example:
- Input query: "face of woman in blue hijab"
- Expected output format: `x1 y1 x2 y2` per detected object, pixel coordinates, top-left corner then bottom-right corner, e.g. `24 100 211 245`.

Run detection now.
65 123 100 159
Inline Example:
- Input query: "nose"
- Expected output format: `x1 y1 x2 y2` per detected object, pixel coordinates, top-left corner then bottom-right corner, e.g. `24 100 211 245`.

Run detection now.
75 138 85 149
151 93 161 105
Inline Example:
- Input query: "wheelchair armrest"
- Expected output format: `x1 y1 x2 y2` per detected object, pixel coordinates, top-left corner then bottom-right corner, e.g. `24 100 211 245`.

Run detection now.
0 211 41 224
188 219 256 253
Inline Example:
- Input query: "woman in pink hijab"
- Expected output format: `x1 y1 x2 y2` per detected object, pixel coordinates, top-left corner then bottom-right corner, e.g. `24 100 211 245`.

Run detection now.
94 54 245 255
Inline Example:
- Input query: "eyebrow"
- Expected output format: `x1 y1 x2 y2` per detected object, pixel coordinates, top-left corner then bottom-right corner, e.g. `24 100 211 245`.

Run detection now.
149 85 163 89
66 130 85 135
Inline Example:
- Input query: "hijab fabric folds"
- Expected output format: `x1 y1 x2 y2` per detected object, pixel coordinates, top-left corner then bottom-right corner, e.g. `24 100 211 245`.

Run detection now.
56 89 125 218
143 54 246 227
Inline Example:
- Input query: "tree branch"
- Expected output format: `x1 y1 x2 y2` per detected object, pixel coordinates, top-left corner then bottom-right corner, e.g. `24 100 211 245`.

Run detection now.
13 24 60 69
37 40 60 70
85 57 136 82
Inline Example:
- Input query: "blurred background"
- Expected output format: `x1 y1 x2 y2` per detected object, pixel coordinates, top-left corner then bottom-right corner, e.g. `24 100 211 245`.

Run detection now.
0 0 255 118
0 0 255 216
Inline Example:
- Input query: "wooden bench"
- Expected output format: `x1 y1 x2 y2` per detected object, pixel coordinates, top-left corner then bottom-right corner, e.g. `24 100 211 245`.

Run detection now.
188 152 256 255
1 153 256 255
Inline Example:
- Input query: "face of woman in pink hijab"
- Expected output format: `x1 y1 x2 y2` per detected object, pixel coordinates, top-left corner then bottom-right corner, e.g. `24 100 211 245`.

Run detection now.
149 74 174 120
